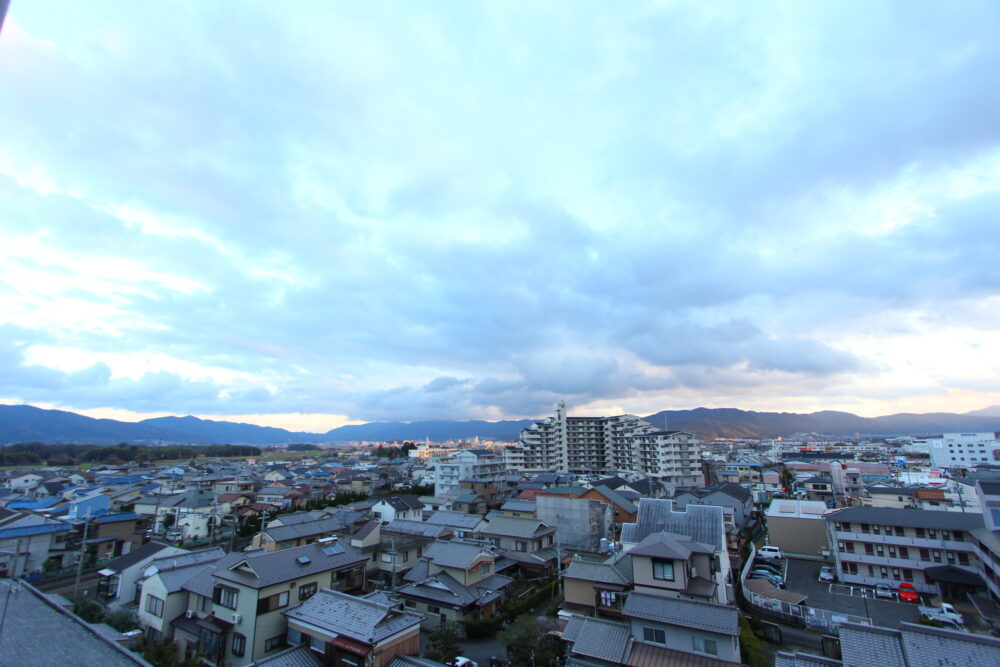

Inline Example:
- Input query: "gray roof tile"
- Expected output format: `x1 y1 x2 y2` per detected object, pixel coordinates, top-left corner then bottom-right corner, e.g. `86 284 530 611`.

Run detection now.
825 506 984 531
622 592 738 636
285 588 421 643
563 615 632 663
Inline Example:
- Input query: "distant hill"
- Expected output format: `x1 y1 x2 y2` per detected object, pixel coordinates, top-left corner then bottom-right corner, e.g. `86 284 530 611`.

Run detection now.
3 403 1000 445
965 405 1000 418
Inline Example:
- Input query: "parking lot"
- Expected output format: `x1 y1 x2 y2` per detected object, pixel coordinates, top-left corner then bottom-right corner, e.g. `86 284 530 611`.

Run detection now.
780 559 922 629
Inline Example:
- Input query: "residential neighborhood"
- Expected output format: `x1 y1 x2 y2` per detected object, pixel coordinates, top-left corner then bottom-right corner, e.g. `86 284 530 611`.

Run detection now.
3 416 1000 666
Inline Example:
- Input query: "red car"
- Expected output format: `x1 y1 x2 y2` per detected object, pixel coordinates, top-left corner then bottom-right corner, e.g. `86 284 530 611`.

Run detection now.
898 582 918 603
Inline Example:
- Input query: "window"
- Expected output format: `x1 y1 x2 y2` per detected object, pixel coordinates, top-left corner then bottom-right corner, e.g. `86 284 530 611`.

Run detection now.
402 550 409 562
427 605 440 614
381 552 396 563
894 526 904 536
264 635 287 653
942 531 951 540
903 569 913 582
404 599 416 608
846 542 854 553
916 528 926 538
864 544 874 556
214 585 239 609
692 637 718 656
309 635 324 653
198 595 211 612
872 525 880 534
953 531 964 542
257 591 289 614
861 524 870 534
232 634 246 657
515 541 528 552
928 530 937 539
919 549 930 561
876 546 884 557
932 550 942 563
838 541 845 552
287 628 302 645
643 627 666 644
868 565 875 576
299 583 317 601
145 595 164 618
652 559 675 581
884 526 893 535
899 547 909 559
891 568 900 578
958 552 970 566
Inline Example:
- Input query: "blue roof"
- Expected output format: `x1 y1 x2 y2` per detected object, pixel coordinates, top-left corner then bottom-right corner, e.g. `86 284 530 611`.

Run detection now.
139 483 161 493
94 512 138 524
7 497 63 510
0 524 69 539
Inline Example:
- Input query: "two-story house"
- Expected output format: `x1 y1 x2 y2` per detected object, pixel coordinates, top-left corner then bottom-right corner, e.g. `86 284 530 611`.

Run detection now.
97 540 188 611
395 540 512 631
477 515 557 573
136 547 227 643
423 510 485 539
171 539 368 666
371 496 425 523
825 506 985 595
562 551 633 617
282 589 423 667
629 532 722 604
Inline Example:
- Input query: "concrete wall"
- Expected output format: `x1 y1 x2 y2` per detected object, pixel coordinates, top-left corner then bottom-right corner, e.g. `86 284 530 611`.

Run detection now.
767 516 829 557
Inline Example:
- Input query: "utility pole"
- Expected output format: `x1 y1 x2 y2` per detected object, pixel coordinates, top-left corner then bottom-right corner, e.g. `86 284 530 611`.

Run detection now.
73 513 92 598
390 536 398 592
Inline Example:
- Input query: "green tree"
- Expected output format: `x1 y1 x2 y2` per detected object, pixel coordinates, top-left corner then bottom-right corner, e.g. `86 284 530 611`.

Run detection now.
499 614 559 667
424 622 462 665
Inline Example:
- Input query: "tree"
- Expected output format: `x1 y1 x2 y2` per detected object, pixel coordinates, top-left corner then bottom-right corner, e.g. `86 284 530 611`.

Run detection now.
498 614 559 667
424 622 462 665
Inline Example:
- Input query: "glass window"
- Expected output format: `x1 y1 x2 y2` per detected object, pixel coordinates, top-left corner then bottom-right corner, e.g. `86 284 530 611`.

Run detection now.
309 635 324 652
899 547 909 559
145 595 164 618
232 634 246 657
287 628 302 645
214 585 239 609
693 637 718 655
652 559 675 581
643 627 666 644
427 605 440 614
916 528 926 538
264 636 287 653
299 583 318 601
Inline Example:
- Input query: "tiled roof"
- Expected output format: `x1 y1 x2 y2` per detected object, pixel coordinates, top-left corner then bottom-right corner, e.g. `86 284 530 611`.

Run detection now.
480 515 553 539
774 652 843 667
563 615 632 664
622 499 724 549
825 506 984 531
248 644 323 667
285 588 421 643
423 540 494 569
424 510 484 530
564 558 631 585
103 541 174 574
622 592 738 636
213 542 366 589
629 531 716 560
628 641 739 667
588 485 638 514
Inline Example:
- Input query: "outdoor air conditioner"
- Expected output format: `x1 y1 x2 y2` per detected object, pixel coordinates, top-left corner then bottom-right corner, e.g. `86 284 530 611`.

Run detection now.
185 610 194 619
231 613 242 624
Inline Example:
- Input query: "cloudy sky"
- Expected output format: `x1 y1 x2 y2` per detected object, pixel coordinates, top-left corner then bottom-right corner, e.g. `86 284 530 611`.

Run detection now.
2 1 1000 431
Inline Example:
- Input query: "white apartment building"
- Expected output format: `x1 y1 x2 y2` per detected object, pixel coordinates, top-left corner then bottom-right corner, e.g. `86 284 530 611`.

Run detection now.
512 403 704 486
433 448 506 497
928 432 1000 468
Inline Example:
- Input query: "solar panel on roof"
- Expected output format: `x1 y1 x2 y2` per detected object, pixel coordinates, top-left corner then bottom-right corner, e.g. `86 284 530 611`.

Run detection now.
321 544 344 556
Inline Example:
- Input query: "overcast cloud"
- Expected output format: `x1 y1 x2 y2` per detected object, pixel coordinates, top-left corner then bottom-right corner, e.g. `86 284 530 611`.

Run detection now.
2 1 1000 429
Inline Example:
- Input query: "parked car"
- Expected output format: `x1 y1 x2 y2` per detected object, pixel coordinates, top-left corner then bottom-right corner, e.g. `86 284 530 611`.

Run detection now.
748 572 785 588
819 565 835 582
875 584 894 600
454 658 479 667
897 582 919 603
758 545 784 560
918 602 963 626
754 561 783 576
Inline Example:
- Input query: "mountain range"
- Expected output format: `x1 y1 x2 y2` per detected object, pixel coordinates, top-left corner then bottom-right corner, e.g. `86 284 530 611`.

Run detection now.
1 403 1000 446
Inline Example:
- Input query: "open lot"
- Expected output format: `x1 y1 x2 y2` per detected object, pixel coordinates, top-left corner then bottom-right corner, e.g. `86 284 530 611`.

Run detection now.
781 559 922 629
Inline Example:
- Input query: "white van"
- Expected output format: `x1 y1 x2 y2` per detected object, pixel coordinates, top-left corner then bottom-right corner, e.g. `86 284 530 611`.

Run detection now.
758 545 784 560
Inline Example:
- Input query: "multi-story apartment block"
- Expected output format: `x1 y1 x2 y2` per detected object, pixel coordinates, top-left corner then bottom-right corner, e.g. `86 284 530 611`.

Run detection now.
433 449 506 497
928 432 1000 468
824 506 984 595
513 403 704 486
970 480 1000 600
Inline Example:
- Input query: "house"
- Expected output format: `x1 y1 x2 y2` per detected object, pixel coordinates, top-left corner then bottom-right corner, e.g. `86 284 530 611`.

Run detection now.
825 506 985 595
0 510 72 576
396 540 512 631
801 475 834 502
478 515 557 572
622 592 740 663
136 547 228 643
775 621 1000 667
499 499 537 518
627 532 722 604
621 499 731 605
250 513 363 552
283 589 423 667
9 473 43 493
257 486 295 509
672 483 753 531
535 494 614 552
371 496 425 523
562 552 633 617
458 479 504 509
0 579 150 666
423 510 485 539
77 511 146 562
450 492 487 515
580 486 638 524
170 539 368 666
433 449 506 497
97 540 188 611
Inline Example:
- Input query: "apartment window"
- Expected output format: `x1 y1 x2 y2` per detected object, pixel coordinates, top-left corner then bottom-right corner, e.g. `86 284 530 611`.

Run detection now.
888 547 896 558
652 559 675 581
928 530 937 539
145 595 164 618
916 528 926 538
884 525 892 535
868 565 875 577
838 541 845 552
257 591 289 614
903 569 914 582
894 526 904 536
876 546 884 557
198 595 211 612
299 583 317 601
946 551 956 564
287 628 302 645
899 547 909 559
942 531 951 540
693 637 718 656
932 550 942 563
920 549 930 561
864 544 874 556
953 531 964 542
264 636 287 653
309 635 324 653
861 524 870 534
958 552 970 566
515 541 528 552
213 585 239 610
840 522 851 532
891 568 900 579
232 634 246 657
643 627 666 644
846 542 855 553
872 525 880 535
